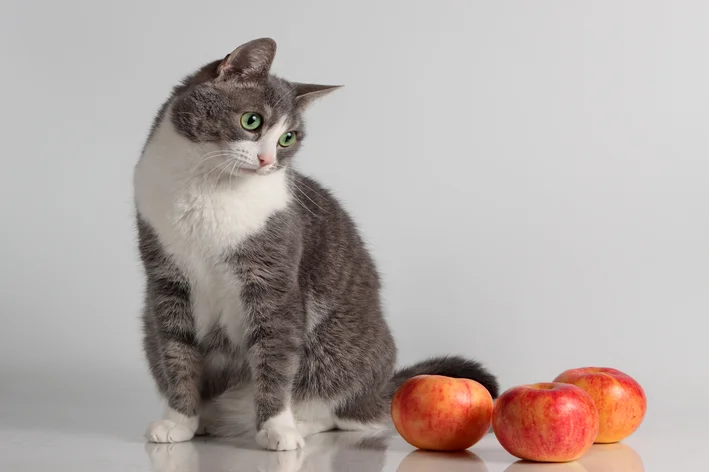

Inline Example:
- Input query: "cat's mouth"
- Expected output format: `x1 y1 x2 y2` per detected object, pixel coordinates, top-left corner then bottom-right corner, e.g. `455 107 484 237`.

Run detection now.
233 167 275 177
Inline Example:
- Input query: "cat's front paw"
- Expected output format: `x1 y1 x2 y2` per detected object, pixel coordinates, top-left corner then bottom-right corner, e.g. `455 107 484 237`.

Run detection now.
255 425 305 451
146 419 196 443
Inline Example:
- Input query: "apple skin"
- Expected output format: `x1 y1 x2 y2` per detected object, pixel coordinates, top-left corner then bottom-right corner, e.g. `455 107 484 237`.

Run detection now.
553 368 646 443
492 382 599 462
391 375 494 451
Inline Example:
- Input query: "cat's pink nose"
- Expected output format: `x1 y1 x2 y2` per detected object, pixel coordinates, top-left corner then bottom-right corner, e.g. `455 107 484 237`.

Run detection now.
258 154 274 167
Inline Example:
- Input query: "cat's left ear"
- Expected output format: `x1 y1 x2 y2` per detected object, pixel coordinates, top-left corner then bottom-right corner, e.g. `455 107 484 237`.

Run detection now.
217 38 277 81
294 83 342 110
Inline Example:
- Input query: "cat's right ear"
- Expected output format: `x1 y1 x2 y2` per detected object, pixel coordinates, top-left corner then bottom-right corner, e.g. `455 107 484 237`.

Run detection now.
217 38 277 81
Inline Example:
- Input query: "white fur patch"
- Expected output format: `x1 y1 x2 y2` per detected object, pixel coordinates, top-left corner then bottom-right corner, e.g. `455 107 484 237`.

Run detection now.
257 116 289 170
305 296 329 332
334 418 387 432
294 400 336 437
134 111 292 345
146 407 199 443
255 408 305 451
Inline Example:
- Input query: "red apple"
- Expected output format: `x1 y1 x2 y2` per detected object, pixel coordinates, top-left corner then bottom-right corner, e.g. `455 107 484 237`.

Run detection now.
553 368 646 443
492 382 599 462
391 375 494 451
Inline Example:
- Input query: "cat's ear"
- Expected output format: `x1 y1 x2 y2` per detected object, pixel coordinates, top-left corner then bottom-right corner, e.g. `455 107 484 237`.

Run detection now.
217 38 277 81
294 83 343 110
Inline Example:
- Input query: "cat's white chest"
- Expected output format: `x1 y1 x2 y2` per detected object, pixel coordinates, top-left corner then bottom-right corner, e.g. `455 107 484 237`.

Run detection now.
188 258 246 344
134 118 291 343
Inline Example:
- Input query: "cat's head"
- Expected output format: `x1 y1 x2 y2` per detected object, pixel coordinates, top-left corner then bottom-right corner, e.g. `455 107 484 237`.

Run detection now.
165 38 339 176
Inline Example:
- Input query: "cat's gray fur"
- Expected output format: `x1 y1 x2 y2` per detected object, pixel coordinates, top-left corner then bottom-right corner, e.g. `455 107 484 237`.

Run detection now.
136 38 498 447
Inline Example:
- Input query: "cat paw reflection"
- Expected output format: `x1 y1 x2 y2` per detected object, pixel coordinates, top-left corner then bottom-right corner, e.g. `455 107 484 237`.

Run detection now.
145 442 199 472
256 448 305 472
144 431 391 472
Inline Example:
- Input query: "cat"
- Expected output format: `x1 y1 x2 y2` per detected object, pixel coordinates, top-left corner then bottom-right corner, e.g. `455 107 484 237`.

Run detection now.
133 37 499 451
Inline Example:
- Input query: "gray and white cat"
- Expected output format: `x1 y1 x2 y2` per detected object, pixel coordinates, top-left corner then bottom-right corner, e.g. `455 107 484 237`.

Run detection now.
134 38 498 451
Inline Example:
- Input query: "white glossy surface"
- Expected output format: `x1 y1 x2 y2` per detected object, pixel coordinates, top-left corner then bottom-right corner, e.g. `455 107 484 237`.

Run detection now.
0 373 703 471
1 423 704 471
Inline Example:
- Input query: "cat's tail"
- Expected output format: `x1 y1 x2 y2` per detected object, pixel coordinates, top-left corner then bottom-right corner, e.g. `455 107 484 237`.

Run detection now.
387 355 499 399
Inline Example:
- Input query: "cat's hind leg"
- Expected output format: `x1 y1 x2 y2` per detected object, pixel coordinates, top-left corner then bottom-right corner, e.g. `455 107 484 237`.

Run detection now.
332 393 389 432
292 400 337 437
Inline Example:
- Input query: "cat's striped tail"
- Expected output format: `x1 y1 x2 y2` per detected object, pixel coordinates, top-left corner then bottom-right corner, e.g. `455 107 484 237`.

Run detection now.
387 355 499 399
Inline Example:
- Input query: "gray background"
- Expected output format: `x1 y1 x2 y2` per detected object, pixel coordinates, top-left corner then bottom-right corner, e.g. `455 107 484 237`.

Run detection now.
1 0 706 437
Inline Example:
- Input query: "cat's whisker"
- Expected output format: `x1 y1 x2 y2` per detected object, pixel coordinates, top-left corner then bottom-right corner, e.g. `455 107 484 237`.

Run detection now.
216 158 236 184
287 179 329 214
195 150 235 162
229 160 240 186
202 160 234 182
290 193 317 217
189 151 236 172
232 154 259 171
288 178 321 196
190 156 229 172
198 150 233 160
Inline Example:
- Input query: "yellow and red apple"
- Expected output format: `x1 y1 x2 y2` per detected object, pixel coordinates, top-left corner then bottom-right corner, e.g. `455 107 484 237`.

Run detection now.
553 367 646 443
391 375 494 451
492 382 599 462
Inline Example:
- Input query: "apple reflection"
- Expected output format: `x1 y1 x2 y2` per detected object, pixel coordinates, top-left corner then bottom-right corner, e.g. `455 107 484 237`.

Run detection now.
577 443 644 472
397 450 488 472
503 443 643 472
504 460 588 472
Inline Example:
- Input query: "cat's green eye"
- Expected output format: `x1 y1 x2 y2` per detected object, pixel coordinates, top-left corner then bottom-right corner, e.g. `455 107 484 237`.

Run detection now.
278 131 297 147
240 112 262 131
